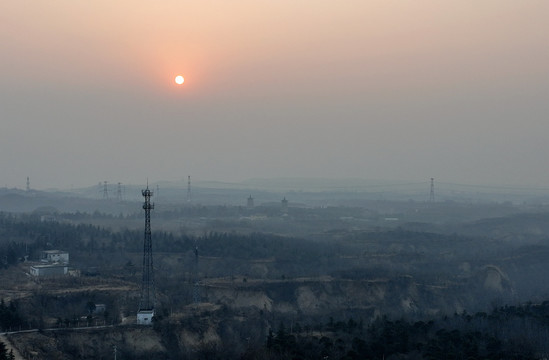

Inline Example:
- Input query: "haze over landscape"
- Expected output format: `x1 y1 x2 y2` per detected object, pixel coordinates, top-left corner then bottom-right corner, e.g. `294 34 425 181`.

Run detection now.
3 2 549 359
2 1 548 189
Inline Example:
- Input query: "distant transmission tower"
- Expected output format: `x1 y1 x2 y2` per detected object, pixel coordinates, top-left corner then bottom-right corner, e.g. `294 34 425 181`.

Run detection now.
103 181 109 199
137 185 155 325
187 176 191 203
281 197 288 213
117 182 122 201
26 177 30 192
429 178 435 202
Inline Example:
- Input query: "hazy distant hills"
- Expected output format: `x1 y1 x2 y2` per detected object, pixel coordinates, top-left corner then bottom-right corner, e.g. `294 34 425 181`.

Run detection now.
1 177 549 214
186 177 549 204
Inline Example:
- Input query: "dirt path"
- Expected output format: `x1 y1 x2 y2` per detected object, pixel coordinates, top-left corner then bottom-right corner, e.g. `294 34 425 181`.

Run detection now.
0 334 25 360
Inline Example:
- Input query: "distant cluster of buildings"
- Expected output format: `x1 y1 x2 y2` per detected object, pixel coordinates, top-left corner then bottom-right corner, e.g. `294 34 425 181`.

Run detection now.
246 195 289 213
29 250 71 277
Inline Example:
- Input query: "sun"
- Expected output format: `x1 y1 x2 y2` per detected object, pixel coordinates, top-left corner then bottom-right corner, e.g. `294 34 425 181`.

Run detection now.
175 75 184 85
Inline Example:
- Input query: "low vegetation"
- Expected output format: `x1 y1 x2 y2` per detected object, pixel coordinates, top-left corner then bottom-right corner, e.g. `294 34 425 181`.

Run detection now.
1 197 549 358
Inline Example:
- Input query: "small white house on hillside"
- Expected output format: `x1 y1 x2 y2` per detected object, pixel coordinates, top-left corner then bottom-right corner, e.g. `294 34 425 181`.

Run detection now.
30 264 68 277
40 250 69 264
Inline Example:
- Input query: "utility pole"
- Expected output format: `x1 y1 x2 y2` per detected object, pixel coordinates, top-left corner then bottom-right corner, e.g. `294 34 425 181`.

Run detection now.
429 178 435 202
187 176 191 203
103 181 109 199
193 238 200 304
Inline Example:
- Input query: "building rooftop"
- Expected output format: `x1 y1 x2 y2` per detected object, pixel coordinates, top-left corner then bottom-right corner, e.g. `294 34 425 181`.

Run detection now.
31 264 68 269
42 250 68 254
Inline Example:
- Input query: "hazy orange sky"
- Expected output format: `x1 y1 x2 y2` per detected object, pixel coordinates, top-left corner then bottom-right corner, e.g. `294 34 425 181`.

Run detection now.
1 1 548 189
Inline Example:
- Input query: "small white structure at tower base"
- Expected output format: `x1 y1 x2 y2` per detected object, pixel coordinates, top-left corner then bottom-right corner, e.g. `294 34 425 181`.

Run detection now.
137 309 155 325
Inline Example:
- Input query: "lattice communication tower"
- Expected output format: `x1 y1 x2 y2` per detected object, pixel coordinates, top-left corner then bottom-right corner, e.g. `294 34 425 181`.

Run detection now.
137 185 155 324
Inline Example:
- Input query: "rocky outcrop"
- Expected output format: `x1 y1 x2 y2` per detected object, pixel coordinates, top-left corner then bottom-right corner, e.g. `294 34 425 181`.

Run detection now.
201 274 503 319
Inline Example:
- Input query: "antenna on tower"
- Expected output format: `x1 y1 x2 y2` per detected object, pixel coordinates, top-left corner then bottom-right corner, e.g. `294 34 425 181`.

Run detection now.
429 178 435 202
26 177 30 192
103 181 109 199
187 176 191 203
137 184 155 325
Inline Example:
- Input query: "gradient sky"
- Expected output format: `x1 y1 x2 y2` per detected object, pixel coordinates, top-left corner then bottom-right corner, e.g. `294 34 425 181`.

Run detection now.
1 1 548 189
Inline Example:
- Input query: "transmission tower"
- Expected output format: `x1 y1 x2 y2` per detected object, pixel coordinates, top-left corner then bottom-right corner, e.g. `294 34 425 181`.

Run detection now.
137 185 155 325
429 178 435 202
116 182 122 201
103 181 109 199
187 176 191 202
281 197 288 213
26 177 30 192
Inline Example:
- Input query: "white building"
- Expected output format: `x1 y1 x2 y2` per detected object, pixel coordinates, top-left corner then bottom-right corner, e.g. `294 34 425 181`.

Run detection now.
40 250 69 264
94 304 107 314
30 264 68 277
137 310 155 325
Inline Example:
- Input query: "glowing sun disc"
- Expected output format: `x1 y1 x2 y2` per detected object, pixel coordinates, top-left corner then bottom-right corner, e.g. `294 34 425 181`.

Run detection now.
175 75 184 84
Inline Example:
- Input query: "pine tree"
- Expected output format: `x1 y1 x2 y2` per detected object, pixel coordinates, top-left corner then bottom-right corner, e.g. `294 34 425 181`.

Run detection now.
0 341 8 360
